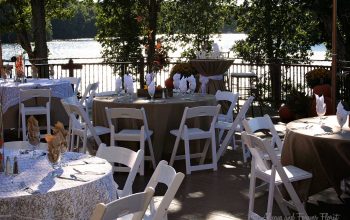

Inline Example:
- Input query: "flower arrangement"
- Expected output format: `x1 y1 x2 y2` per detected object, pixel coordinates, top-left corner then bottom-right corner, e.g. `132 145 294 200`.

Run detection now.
152 40 169 72
15 55 25 78
305 68 331 88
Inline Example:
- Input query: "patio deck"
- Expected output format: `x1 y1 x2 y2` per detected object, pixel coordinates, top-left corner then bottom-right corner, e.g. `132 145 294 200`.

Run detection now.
127 146 350 220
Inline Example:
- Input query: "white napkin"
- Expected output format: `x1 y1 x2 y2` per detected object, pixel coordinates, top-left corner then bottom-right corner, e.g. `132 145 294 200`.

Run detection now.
173 73 181 90
315 94 326 114
179 77 188 93
187 75 196 91
123 74 133 93
336 101 349 121
115 77 122 92
146 73 154 86
147 81 155 97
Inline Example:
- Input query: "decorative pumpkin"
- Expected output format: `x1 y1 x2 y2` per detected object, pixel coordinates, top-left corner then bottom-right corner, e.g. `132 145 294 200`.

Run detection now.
279 105 295 123
165 77 174 89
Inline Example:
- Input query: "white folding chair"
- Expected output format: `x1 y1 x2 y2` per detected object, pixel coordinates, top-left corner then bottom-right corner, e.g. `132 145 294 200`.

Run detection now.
216 96 254 162
80 82 99 112
105 107 156 176
144 160 185 220
242 114 284 159
61 97 110 153
96 143 144 198
241 132 312 220
19 88 51 140
91 187 155 220
60 77 81 96
215 90 239 123
169 104 221 175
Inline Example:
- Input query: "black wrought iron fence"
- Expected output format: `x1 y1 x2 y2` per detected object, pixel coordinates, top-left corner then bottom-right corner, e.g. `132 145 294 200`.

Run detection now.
4 57 349 106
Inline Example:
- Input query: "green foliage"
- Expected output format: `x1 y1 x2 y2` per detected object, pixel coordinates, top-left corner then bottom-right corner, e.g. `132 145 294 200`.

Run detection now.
233 0 321 64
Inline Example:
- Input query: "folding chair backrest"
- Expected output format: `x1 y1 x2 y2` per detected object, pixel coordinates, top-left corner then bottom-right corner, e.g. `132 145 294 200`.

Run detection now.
20 88 51 103
177 105 221 135
241 131 270 172
61 77 81 94
61 98 102 146
80 82 99 106
105 107 150 132
145 160 185 220
242 114 283 150
215 90 239 121
91 187 155 220
97 143 144 197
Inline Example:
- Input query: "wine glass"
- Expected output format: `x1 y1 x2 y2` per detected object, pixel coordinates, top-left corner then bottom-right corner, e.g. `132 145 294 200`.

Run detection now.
27 131 40 158
316 105 326 125
47 152 61 177
148 87 155 102
337 114 347 133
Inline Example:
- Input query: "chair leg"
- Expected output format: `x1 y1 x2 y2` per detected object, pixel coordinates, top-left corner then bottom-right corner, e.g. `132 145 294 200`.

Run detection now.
146 137 156 169
184 138 191 175
248 161 257 220
82 131 88 154
210 133 217 171
140 138 145 176
199 139 210 165
46 110 51 135
169 135 181 166
22 113 26 141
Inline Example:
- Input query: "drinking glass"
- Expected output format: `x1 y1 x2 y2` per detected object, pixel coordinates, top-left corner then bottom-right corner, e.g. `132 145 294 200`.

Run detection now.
316 106 326 125
148 88 155 102
27 131 40 158
47 154 61 177
337 115 347 133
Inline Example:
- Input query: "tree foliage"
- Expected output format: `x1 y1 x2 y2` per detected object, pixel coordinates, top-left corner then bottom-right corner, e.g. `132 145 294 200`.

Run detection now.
233 0 321 64
95 0 236 67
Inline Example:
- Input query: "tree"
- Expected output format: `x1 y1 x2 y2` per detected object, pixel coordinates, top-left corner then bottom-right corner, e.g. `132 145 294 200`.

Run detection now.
95 0 235 76
0 0 82 77
233 0 321 64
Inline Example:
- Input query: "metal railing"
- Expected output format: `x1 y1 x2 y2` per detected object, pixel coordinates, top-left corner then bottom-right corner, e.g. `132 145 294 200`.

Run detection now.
4 57 349 106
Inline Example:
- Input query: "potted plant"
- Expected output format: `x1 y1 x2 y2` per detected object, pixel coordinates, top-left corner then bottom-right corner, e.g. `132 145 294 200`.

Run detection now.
279 89 311 123
305 68 331 97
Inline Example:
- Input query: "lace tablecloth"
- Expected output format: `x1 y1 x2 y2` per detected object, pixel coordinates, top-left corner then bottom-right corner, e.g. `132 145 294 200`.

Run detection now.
0 79 73 113
0 149 117 220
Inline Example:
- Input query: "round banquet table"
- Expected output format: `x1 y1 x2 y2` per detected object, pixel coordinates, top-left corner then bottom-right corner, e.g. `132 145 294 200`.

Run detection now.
92 94 217 161
0 146 117 220
0 78 73 129
281 115 350 199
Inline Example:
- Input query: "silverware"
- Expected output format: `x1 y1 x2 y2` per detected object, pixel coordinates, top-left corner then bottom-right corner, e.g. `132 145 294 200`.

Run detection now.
83 160 106 165
56 175 89 182
19 182 39 194
73 168 105 175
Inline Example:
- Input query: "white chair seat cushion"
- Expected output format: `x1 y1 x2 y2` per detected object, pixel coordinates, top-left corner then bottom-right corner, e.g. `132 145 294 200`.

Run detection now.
93 126 110 136
22 106 48 115
114 129 153 141
170 128 211 140
262 165 312 184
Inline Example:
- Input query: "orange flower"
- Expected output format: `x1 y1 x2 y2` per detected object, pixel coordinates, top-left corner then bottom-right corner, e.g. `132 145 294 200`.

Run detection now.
135 15 143 23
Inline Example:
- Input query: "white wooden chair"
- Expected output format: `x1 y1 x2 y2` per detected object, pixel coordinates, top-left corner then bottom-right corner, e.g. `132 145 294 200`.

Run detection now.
96 143 144 198
144 160 185 220
61 97 110 153
215 90 239 123
91 187 155 220
80 82 99 113
105 107 156 176
216 96 254 162
60 77 81 96
241 132 312 220
242 114 284 160
19 88 51 141
169 104 221 175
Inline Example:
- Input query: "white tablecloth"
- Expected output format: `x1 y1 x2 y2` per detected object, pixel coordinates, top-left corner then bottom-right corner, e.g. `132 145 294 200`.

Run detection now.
0 149 117 220
0 79 73 113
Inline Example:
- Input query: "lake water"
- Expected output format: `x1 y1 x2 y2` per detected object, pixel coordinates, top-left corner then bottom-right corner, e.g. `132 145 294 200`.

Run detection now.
2 33 328 64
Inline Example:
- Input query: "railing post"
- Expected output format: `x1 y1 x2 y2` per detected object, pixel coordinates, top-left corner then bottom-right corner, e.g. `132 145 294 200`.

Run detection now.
270 62 281 108
139 57 145 88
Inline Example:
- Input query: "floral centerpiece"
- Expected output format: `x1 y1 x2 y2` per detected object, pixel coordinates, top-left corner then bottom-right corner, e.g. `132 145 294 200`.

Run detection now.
15 55 25 79
305 68 331 88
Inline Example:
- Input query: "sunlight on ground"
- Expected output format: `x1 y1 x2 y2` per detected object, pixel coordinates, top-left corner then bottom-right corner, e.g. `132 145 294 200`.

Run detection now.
207 211 244 220
186 191 205 199
223 164 237 169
